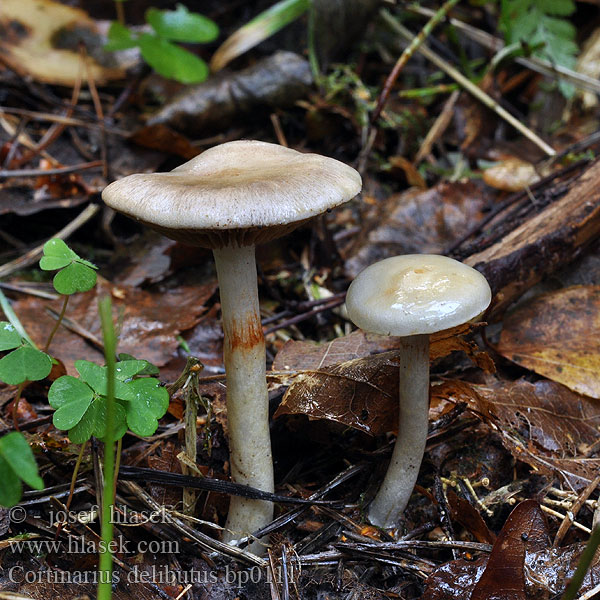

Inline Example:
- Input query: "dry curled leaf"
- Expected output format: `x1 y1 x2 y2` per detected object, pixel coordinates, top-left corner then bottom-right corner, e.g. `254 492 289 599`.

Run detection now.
434 378 600 489
498 285 600 398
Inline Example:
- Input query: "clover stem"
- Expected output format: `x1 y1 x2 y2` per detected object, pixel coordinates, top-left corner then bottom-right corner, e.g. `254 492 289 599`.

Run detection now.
44 295 69 353
368 334 430 529
213 244 274 554
55 441 88 540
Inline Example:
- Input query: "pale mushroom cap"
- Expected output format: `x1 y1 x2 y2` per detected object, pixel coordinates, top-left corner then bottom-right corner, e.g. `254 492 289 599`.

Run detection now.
346 255 492 336
102 140 362 247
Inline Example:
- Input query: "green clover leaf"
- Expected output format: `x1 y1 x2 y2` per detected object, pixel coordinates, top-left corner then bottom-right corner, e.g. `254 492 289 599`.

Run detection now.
49 375 94 430
146 4 219 43
40 239 98 295
138 34 209 84
0 432 44 490
74 360 134 400
0 346 52 385
50 358 166 443
104 21 139 51
124 378 169 436
0 322 23 351
53 263 97 295
39 239 79 270
0 432 44 506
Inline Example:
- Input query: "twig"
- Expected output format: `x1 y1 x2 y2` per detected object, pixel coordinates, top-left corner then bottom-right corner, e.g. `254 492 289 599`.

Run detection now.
264 297 344 335
372 0 461 124
553 473 600 548
0 160 103 179
380 9 556 157
414 89 460 164
0 203 100 279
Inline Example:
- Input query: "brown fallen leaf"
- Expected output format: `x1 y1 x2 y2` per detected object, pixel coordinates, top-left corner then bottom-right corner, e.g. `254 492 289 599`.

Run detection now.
0 0 128 86
446 489 496 545
497 285 600 398
274 324 494 373
434 379 600 490
273 325 493 435
344 180 488 278
8 279 217 374
424 499 600 599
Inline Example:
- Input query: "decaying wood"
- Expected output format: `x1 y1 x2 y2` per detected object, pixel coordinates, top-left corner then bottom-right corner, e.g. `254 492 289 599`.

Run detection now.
461 159 600 319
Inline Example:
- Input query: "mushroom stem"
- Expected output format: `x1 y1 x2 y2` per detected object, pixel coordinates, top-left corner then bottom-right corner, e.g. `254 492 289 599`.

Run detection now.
368 334 430 528
213 244 274 552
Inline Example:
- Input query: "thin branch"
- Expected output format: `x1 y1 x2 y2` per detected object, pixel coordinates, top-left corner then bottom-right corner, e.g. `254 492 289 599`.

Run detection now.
380 9 556 157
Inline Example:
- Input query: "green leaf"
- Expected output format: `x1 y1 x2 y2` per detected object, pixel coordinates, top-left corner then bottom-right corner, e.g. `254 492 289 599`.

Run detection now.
138 34 209 83
0 322 23 351
75 360 133 400
146 4 218 43
0 455 22 507
0 346 52 385
0 432 44 490
114 360 150 381
118 354 159 376
53 263 97 295
104 21 139 51
94 401 128 442
49 376 94 429
39 239 78 271
500 0 577 98
125 378 169 436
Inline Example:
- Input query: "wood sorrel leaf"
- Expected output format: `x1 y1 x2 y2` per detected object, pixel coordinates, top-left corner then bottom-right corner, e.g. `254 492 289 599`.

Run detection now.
39 238 78 271
0 322 23 351
49 375 94 429
53 262 97 295
0 455 22 507
0 432 44 491
125 378 169 436
0 346 52 385
138 34 209 83
75 360 133 400
146 4 219 43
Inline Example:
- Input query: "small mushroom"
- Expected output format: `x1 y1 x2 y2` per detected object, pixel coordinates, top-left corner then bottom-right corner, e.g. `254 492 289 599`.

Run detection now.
345 254 491 528
102 140 361 551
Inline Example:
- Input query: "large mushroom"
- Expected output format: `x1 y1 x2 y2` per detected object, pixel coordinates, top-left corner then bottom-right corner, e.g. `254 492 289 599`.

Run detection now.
102 140 361 551
345 254 491 529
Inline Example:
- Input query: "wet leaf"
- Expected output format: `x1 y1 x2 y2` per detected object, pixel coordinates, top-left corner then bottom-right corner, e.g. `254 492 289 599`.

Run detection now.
345 181 487 278
446 489 496 544
498 285 600 398
274 325 493 434
274 350 399 435
471 500 549 600
434 379 600 489
274 324 493 373
422 500 548 600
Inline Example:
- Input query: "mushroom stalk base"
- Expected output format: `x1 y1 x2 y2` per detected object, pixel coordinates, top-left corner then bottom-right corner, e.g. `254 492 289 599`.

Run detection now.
368 334 430 529
213 245 274 553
